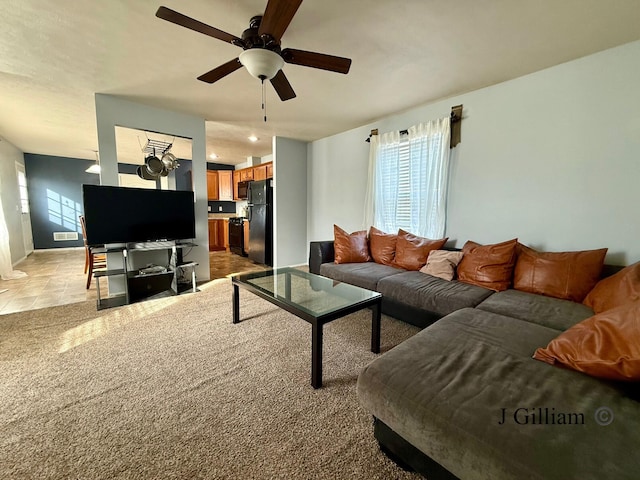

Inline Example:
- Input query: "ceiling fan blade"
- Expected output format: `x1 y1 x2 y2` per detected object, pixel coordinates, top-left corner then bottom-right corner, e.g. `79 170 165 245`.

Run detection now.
270 70 296 101
197 58 242 84
281 48 351 74
258 0 303 42
156 6 242 45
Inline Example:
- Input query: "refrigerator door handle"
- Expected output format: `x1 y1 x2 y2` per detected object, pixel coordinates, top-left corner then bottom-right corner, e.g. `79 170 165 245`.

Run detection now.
247 206 252 222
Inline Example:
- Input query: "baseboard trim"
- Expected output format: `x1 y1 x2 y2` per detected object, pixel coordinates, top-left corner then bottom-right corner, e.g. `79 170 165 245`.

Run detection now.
12 255 27 267
34 247 85 253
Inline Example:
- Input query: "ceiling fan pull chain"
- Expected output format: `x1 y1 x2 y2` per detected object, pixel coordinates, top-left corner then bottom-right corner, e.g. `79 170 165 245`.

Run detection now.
262 77 267 122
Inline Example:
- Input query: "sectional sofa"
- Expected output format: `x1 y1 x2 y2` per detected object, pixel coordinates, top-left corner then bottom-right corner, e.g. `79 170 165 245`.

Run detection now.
308 235 640 480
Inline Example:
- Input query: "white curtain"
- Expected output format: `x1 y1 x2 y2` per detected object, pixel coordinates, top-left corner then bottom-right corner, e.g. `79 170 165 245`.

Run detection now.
362 134 378 230
364 117 451 238
0 199 27 281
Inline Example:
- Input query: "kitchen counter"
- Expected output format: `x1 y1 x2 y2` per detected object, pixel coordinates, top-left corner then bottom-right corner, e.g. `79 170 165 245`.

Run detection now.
208 213 237 220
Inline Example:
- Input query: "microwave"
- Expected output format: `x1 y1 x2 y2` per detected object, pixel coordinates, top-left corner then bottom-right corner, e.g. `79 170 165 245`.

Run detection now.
237 181 250 199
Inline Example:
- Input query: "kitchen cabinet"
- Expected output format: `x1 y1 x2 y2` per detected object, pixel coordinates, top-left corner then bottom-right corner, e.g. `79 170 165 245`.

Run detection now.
208 219 226 251
233 162 273 200
223 219 230 252
207 171 219 200
233 171 241 200
253 165 267 181
218 171 233 201
240 168 254 181
209 170 235 201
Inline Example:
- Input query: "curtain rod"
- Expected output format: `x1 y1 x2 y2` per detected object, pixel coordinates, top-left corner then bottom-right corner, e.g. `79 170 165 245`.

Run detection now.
365 104 463 145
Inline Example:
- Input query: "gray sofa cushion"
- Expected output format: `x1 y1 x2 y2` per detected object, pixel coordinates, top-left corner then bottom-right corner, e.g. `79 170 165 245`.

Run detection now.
376 271 494 316
476 289 594 331
358 308 640 480
319 262 404 291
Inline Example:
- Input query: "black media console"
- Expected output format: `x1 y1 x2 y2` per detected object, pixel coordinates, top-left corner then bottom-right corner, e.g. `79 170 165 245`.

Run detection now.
93 241 198 310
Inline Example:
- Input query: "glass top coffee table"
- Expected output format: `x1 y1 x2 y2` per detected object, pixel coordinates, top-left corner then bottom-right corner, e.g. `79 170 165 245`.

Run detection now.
232 267 382 388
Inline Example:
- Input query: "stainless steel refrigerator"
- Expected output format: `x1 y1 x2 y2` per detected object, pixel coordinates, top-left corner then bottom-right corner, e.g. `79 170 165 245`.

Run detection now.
247 179 273 266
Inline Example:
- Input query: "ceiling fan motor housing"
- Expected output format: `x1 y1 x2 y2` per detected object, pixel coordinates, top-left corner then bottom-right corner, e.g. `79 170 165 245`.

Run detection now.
241 16 279 51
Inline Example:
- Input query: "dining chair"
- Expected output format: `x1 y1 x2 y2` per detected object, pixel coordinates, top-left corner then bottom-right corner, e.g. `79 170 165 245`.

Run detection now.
79 215 107 289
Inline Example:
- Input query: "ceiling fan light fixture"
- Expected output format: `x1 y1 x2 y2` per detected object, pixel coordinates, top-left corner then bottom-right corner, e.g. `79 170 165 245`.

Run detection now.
239 49 283 80
85 164 101 174
86 150 101 174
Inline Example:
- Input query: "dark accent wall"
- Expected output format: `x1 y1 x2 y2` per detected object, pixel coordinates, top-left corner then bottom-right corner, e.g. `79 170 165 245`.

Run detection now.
174 159 193 191
24 153 100 249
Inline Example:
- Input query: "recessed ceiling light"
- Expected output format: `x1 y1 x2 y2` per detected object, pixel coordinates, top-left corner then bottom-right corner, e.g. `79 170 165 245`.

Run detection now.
248 135 259 142
209 153 218 159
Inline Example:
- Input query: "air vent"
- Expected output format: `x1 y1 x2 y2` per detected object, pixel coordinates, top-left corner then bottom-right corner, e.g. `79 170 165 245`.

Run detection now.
53 232 79 241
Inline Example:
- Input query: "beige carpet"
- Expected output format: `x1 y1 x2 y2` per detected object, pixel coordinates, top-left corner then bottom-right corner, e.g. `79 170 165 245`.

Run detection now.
0 278 422 479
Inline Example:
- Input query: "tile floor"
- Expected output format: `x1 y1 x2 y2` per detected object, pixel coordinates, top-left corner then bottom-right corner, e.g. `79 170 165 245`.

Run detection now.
0 248 270 315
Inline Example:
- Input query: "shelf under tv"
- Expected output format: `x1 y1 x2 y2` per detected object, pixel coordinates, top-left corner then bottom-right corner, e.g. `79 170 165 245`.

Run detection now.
94 242 198 310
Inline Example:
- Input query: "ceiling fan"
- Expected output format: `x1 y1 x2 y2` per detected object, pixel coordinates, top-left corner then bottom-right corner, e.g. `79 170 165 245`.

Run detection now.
155 0 352 102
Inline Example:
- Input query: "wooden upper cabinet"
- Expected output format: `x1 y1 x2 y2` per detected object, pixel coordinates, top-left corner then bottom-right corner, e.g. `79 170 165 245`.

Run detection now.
233 170 241 200
253 165 267 181
266 162 273 179
206 170 219 200
218 170 233 201
240 168 254 181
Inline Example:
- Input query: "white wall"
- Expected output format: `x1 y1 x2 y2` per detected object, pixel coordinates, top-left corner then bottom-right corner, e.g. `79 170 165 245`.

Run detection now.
0 137 27 264
273 137 307 267
308 40 640 266
95 94 210 280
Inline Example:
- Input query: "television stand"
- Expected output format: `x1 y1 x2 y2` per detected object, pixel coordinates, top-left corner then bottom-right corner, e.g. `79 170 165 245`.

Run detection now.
94 242 198 310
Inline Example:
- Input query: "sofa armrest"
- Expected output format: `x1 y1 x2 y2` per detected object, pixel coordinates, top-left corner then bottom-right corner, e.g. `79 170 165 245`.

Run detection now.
309 241 335 274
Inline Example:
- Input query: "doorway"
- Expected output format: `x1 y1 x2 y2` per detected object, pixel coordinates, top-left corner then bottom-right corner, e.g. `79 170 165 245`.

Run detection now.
15 162 34 256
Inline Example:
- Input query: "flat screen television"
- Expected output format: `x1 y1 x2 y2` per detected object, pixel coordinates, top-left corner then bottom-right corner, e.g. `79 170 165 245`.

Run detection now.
82 184 196 246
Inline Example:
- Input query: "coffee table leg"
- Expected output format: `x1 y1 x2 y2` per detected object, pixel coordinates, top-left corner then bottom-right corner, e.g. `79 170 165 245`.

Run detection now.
371 301 381 354
285 272 291 301
311 322 323 389
232 284 240 324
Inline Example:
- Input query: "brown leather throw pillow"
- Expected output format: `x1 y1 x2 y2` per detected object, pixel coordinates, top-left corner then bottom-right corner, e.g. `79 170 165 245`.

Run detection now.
393 229 448 271
369 226 397 266
583 261 640 313
457 239 518 291
333 225 370 264
514 244 607 302
533 300 640 381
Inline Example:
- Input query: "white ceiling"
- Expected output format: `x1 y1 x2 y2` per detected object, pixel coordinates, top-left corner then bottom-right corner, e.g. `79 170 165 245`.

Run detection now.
1 0 640 165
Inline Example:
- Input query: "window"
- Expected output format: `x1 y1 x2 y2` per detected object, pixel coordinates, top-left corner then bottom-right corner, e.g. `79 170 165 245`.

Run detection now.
17 169 29 214
368 118 451 239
